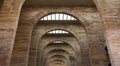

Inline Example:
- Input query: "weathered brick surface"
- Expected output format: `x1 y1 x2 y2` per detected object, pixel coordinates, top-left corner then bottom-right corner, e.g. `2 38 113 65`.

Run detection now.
31 25 83 66
12 8 91 66
94 0 120 66
38 37 79 66
0 0 119 66
10 7 109 66
0 0 24 66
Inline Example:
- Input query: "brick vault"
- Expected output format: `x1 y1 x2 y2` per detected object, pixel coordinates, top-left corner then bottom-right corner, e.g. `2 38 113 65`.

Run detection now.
0 0 120 66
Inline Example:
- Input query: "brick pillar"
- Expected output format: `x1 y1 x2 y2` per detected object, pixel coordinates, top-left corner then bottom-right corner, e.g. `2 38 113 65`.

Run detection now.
0 0 24 66
10 22 33 66
95 0 120 66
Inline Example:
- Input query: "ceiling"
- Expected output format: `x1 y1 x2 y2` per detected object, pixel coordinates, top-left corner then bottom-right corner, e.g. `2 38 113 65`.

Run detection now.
24 0 95 7
0 0 4 9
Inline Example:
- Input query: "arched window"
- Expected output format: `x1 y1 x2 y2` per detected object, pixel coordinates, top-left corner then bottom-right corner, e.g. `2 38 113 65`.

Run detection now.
47 29 69 34
52 40 64 43
41 13 77 21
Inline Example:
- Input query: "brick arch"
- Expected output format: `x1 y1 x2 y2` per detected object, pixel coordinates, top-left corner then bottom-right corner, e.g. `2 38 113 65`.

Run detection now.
35 28 83 58
44 53 69 66
40 41 78 64
44 51 75 65
47 55 67 61
1 0 119 66
92 0 120 66
31 11 89 30
0 0 93 66
43 41 76 53
36 29 83 66
47 55 68 65
0 0 25 66
49 60 65 65
35 49 70 66
45 50 70 58
48 59 67 66
40 29 81 52
43 46 75 57
0 0 99 65
49 59 65 64
46 53 70 61
8 2 95 66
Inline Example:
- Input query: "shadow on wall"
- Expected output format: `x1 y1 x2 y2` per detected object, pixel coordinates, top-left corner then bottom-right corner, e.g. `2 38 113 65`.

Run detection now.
0 0 4 10
105 46 112 66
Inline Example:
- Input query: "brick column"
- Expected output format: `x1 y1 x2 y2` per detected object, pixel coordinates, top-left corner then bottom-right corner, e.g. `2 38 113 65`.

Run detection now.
0 0 24 66
95 0 120 66
10 22 33 66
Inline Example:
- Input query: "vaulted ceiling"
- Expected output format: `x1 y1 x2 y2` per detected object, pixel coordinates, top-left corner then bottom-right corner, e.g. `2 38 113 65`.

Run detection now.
24 0 95 7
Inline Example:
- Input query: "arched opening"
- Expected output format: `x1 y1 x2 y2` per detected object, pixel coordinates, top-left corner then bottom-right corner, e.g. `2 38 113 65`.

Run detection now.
40 13 77 21
9 1 111 66
0 0 118 66
10 7 111 66
27 13 87 66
